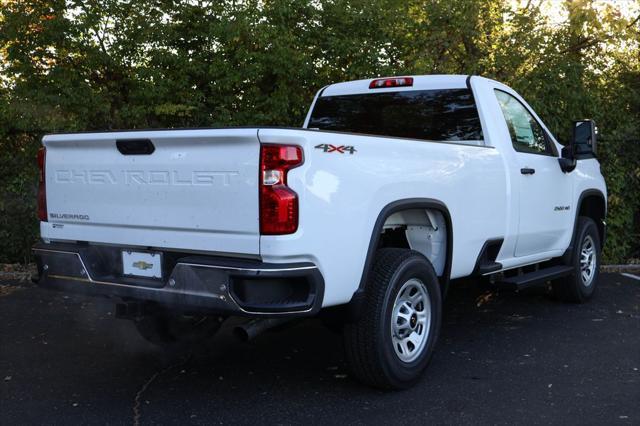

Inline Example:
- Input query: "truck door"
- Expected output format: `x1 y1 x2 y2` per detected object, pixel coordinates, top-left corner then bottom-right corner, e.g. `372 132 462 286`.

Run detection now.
494 90 573 257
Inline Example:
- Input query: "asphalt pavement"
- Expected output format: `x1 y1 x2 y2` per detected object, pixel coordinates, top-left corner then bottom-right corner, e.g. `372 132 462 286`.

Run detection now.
1 273 638 425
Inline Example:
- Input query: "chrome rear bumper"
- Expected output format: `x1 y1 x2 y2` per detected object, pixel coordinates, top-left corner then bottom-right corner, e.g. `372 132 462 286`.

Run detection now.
32 242 323 317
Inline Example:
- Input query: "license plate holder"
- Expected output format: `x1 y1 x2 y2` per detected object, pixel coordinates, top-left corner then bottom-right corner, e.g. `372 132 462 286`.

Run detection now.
122 251 162 279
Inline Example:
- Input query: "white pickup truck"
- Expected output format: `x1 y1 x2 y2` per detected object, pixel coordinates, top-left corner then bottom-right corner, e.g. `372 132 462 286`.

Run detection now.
33 75 606 389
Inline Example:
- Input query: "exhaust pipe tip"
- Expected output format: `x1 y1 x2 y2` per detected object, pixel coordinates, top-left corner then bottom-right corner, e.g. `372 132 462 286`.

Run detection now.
233 318 291 342
233 325 252 342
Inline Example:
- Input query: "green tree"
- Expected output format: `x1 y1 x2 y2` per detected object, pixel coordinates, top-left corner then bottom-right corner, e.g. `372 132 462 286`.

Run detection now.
0 0 638 263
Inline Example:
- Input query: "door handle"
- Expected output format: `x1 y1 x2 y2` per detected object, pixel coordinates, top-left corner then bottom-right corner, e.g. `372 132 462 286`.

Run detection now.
116 139 155 155
520 167 535 175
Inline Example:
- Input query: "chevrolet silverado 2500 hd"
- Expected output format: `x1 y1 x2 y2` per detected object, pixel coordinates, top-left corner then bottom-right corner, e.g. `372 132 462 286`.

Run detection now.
33 75 606 389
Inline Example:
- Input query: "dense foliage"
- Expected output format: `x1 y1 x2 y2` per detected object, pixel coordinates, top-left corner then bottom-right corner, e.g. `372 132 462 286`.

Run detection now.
0 0 638 264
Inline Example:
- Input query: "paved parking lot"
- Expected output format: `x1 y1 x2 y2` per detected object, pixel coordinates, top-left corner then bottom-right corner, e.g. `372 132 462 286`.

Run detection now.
1 273 638 425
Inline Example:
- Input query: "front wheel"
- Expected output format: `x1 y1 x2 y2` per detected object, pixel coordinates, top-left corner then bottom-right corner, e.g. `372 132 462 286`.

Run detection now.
553 216 601 303
343 249 442 389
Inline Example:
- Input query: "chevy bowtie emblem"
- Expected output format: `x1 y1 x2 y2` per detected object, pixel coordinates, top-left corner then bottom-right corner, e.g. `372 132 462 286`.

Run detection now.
132 260 154 270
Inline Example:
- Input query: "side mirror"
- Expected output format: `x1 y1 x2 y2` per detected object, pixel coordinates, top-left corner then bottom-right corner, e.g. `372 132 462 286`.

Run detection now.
559 119 597 173
572 119 597 156
558 146 576 173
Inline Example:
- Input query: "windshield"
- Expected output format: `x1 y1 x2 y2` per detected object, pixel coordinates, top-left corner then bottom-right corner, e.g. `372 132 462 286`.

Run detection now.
307 89 483 142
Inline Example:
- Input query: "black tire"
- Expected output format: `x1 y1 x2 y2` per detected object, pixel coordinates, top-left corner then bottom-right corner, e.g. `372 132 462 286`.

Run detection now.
552 216 601 303
343 248 442 389
134 311 223 348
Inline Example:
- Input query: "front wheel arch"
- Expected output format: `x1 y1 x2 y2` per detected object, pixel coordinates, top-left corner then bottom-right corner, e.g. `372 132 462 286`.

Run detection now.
563 189 606 264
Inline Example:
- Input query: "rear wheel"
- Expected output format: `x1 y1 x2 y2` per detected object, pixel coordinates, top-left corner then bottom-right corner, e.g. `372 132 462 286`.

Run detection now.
134 309 223 348
343 248 442 389
553 216 601 303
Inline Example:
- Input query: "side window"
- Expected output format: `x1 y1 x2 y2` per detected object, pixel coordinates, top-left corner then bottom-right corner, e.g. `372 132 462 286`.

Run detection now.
495 90 553 155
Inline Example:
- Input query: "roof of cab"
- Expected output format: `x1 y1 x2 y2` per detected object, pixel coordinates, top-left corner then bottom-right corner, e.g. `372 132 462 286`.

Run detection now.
321 74 472 97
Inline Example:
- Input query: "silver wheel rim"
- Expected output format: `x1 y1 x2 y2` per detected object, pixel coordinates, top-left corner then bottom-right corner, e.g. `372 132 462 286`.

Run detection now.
390 278 431 363
580 235 597 287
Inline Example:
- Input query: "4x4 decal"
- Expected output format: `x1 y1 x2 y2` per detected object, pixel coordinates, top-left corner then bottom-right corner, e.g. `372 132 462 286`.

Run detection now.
315 144 357 154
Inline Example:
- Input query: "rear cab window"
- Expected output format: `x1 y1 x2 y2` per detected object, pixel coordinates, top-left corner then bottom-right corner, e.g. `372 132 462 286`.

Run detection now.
307 88 483 143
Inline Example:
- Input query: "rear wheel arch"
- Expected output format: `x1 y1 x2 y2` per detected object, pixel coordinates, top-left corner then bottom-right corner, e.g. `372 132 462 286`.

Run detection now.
349 198 453 315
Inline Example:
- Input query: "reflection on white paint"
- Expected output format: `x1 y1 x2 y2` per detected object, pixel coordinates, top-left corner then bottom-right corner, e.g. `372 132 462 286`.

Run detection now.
308 170 339 203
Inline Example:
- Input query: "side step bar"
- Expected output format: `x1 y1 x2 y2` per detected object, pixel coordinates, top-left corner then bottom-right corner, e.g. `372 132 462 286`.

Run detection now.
478 261 502 275
495 265 574 291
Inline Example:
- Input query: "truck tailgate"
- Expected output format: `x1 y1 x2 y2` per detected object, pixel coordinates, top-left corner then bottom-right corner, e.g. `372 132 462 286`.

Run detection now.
41 128 260 255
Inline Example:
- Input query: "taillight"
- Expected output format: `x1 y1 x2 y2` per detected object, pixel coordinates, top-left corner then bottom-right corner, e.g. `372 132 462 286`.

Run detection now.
37 147 47 221
369 77 414 89
259 144 303 235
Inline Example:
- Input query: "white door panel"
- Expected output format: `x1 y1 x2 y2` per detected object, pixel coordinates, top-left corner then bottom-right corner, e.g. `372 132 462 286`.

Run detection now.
493 89 573 257
515 153 572 256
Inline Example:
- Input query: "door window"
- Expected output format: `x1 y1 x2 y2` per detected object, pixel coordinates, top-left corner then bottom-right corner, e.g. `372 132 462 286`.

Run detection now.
495 90 553 155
